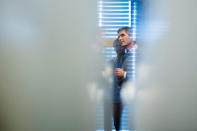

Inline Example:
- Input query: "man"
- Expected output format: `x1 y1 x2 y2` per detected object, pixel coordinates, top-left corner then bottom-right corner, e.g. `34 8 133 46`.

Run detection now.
113 27 137 131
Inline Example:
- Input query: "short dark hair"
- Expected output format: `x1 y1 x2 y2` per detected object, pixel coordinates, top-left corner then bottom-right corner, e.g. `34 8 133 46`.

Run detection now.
117 27 132 36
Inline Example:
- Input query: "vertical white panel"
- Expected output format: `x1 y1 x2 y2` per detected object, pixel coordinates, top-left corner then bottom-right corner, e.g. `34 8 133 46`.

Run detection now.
135 0 197 131
0 0 103 131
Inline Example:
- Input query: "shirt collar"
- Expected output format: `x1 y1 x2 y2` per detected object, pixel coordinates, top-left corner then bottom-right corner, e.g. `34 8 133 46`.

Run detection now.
127 44 137 52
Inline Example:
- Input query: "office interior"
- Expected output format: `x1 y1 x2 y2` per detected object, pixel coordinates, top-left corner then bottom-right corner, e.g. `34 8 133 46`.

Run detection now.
1 0 197 131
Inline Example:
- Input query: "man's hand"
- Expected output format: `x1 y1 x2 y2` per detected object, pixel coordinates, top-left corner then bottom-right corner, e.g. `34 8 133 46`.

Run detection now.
115 68 125 77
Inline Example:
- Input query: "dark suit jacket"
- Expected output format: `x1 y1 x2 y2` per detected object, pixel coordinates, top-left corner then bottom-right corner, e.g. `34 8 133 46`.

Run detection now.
112 46 138 103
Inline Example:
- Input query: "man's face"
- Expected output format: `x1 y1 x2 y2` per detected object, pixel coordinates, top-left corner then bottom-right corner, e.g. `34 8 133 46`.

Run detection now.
118 30 132 47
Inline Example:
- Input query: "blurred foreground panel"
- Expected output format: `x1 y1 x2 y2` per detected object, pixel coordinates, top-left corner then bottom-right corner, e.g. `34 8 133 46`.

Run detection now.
134 0 197 131
0 0 104 131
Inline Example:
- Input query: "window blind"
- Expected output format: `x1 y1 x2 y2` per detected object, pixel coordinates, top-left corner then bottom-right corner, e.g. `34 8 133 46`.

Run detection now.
98 0 137 41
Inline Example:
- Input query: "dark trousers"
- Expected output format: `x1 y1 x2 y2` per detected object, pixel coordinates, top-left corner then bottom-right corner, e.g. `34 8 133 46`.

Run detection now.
113 103 122 131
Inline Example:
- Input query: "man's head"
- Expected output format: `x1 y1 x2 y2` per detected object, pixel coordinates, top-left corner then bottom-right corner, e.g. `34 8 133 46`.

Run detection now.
117 27 133 47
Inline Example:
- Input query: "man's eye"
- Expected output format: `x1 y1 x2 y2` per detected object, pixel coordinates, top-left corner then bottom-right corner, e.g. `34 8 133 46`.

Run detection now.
120 34 125 37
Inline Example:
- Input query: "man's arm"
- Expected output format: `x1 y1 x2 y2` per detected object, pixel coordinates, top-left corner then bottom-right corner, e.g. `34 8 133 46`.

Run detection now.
115 68 125 78
114 68 127 86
